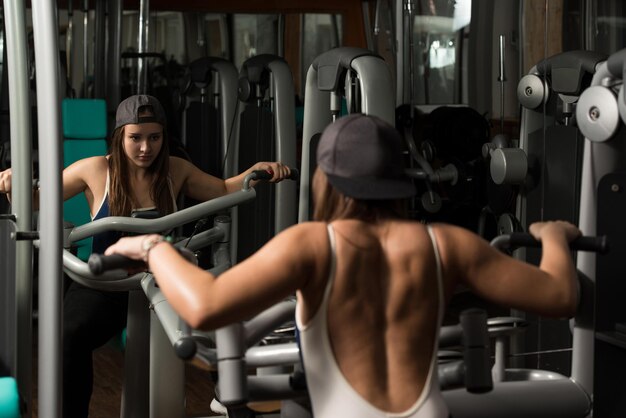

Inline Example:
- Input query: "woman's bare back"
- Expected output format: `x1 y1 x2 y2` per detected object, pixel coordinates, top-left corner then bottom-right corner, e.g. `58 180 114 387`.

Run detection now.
309 219 444 412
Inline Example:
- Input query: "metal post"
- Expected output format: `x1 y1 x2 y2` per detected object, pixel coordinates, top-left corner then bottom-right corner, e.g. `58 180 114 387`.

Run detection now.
66 0 74 88
83 0 89 97
137 0 150 94
404 0 416 113
93 0 106 98
107 0 122 114
3 1 33 415
394 0 405 106
268 60 297 233
32 0 64 416
498 35 507 134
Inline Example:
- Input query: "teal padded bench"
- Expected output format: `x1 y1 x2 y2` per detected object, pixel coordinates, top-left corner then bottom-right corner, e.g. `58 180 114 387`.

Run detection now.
62 98 108 261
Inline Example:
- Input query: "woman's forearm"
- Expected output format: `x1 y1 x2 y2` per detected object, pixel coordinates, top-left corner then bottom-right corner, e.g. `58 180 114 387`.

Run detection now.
147 242 218 329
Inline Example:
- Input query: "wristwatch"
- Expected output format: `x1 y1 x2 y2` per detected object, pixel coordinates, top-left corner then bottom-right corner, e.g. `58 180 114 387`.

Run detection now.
142 235 171 262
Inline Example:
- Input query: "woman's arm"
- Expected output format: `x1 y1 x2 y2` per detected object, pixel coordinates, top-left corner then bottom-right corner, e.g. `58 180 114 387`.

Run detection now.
1 156 106 209
223 161 292 194
0 168 14 202
0 168 37 204
62 158 92 200
173 156 292 202
436 221 580 318
105 222 323 330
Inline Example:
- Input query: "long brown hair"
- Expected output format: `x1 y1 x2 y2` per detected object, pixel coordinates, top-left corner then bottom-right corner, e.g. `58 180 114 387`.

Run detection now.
107 121 173 217
312 168 406 222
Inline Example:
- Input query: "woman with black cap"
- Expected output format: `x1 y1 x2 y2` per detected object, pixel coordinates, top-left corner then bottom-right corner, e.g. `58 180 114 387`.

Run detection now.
105 113 580 418
0 94 291 418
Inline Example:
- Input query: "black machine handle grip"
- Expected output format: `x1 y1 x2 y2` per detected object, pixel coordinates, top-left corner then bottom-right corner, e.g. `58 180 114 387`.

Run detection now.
490 233 609 254
89 247 198 275
88 253 144 275
249 170 273 181
249 167 300 182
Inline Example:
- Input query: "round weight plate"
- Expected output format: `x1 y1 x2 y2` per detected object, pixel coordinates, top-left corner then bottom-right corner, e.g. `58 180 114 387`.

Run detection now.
576 85 619 143
497 213 520 235
490 148 528 185
517 74 547 109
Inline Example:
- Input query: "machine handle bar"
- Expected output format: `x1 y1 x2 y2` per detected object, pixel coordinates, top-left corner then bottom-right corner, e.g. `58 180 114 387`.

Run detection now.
88 253 144 275
87 166 299 274
490 233 609 254
248 167 299 182
89 247 198 275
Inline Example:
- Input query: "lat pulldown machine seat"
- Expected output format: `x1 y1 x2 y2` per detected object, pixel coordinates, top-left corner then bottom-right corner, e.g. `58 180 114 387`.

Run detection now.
62 98 108 261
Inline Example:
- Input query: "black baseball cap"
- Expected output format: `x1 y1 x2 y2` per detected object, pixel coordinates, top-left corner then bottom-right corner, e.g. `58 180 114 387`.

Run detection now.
316 114 416 200
114 94 167 130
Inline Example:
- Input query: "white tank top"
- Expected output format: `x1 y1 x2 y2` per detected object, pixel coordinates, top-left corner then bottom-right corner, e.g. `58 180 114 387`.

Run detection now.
296 224 449 418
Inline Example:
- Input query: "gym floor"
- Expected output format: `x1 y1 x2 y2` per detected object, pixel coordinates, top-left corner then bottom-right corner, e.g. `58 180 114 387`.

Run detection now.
30 332 221 418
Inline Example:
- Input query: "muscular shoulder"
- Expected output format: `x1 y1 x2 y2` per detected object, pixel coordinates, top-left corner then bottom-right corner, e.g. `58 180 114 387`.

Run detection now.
429 222 495 273
169 156 193 171
168 156 195 181
72 155 108 169
431 223 488 250
283 222 332 285
273 222 328 253
263 222 329 269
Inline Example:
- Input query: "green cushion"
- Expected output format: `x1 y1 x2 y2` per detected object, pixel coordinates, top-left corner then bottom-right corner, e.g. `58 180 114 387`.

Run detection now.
62 99 108 261
0 377 20 418
63 140 108 261
62 98 107 139
63 140 108 222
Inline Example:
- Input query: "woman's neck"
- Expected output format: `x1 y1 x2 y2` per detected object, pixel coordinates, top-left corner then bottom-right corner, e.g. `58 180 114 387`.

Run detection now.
127 165 152 181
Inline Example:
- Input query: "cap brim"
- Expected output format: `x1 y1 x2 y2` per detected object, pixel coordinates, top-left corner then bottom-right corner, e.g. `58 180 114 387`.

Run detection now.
326 173 416 200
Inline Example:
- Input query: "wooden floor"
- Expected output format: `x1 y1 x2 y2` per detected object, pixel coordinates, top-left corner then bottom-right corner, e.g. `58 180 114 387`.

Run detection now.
31 340 220 418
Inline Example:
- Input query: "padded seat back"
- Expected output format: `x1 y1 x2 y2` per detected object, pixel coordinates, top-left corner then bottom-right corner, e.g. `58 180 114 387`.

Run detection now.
62 98 108 260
